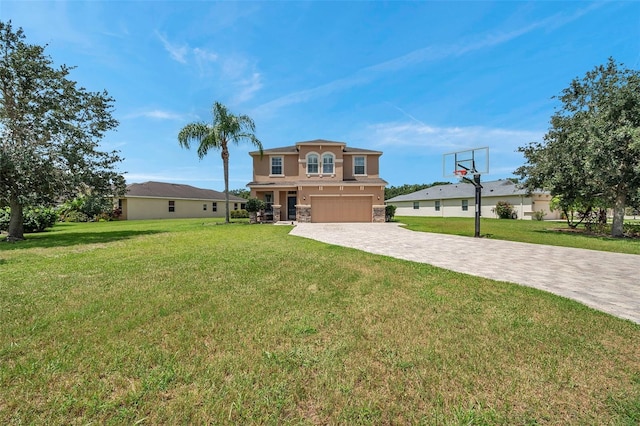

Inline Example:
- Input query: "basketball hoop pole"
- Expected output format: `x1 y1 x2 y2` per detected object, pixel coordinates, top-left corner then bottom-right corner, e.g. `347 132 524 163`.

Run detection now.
460 172 482 238
473 173 481 238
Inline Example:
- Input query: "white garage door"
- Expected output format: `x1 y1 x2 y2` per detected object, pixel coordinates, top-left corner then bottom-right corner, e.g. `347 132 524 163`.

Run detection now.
311 196 372 223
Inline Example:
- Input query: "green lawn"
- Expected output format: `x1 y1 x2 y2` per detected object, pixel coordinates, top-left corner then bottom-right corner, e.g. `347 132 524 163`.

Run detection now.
397 216 640 255
1 219 639 424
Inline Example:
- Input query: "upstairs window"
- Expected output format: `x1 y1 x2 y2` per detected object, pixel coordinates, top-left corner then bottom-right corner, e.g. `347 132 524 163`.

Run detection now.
354 156 366 175
270 156 283 175
322 153 334 174
307 153 319 174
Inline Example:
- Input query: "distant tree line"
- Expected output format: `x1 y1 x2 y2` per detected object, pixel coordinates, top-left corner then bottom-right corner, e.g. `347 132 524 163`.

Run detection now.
385 182 450 200
229 189 251 199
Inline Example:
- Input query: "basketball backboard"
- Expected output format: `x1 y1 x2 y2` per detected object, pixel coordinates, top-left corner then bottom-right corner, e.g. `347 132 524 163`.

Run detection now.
443 146 489 178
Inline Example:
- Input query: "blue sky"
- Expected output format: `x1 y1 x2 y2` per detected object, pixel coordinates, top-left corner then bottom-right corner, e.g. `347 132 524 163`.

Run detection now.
3 1 639 190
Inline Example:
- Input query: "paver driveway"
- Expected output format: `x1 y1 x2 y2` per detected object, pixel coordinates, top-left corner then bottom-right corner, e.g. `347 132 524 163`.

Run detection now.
289 222 640 324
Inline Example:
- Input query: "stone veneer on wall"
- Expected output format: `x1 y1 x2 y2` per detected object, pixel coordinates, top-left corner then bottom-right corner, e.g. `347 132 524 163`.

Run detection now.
373 206 386 223
297 205 312 222
272 205 281 222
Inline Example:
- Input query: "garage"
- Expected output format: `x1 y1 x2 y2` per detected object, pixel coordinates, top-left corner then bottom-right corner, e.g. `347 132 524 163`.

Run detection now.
311 196 372 223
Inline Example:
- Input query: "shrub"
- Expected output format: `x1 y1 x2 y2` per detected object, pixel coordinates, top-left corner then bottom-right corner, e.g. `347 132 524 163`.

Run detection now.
230 209 249 219
494 201 515 219
60 210 90 223
0 206 58 233
385 204 397 222
623 223 640 237
57 195 115 222
533 210 547 221
245 198 265 213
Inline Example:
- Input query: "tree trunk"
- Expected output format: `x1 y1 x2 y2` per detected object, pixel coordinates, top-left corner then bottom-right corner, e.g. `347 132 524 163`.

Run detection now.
222 146 230 224
7 195 24 241
611 192 626 238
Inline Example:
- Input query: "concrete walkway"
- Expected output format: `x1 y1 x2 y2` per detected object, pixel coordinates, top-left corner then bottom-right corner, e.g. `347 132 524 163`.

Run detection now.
289 222 640 324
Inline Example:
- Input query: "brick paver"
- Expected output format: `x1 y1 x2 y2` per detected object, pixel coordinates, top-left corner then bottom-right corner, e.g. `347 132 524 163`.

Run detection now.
289 222 640 324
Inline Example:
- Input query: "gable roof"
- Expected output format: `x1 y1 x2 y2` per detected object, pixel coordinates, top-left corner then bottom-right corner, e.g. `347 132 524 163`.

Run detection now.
125 181 246 201
386 180 543 202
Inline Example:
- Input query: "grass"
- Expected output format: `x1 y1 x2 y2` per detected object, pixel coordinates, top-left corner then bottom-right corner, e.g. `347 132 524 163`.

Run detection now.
397 216 640 255
1 219 639 424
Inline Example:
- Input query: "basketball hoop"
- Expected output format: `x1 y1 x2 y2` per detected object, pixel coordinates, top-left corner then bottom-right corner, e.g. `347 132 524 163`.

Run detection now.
454 169 467 177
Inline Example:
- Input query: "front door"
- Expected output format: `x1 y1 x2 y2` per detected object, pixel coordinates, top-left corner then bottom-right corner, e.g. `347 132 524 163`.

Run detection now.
287 196 297 221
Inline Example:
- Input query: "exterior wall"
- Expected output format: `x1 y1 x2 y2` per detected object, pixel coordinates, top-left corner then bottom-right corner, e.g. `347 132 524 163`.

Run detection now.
392 200 440 217
297 144 345 181
118 198 129 220
366 155 380 176
530 194 561 220
443 198 475 218
388 194 560 220
252 153 298 183
122 197 231 220
343 154 381 180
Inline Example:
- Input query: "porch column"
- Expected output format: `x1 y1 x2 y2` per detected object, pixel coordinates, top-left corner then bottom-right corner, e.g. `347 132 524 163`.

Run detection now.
272 205 282 222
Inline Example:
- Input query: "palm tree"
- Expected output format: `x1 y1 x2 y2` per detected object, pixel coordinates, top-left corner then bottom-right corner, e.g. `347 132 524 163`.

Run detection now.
178 101 263 223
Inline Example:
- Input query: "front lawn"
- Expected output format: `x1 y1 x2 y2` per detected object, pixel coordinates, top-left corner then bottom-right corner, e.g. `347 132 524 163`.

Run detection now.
1 219 638 424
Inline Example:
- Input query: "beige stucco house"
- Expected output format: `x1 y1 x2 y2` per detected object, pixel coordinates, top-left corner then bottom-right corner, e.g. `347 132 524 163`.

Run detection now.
247 139 387 222
386 179 561 220
116 181 246 220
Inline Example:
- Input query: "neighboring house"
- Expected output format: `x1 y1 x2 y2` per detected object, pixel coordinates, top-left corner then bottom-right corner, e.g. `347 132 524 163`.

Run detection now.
247 139 387 222
116 181 246 220
386 179 561 220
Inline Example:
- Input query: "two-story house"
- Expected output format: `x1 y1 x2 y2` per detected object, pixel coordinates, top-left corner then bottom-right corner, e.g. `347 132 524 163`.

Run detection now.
247 139 387 223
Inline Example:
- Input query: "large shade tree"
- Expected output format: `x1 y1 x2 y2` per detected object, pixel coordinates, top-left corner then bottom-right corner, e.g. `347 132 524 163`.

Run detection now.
0 21 125 241
178 101 262 223
516 58 640 237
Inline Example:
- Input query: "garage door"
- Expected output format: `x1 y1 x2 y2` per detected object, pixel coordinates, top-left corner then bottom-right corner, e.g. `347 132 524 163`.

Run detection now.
311 196 372 223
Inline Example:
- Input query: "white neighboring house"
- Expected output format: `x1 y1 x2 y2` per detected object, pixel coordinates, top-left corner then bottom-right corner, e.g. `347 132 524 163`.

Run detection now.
386 180 561 220
116 181 247 220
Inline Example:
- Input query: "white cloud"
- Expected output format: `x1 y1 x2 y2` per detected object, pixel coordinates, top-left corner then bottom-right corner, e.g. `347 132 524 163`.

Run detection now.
156 33 219 70
156 31 189 64
123 109 184 120
233 72 263 104
193 47 218 63
362 120 543 154
156 33 262 103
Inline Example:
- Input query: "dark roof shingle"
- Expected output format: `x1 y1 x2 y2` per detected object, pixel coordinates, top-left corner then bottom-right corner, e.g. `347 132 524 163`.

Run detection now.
386 180 543 202
125 181 246 201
